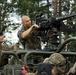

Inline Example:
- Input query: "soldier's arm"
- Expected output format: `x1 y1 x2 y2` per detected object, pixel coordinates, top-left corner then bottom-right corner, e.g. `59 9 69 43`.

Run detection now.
21 24 40 39
67 62 76 75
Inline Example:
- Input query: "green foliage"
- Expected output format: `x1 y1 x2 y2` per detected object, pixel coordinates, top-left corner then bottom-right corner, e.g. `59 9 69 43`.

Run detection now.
16 0 49 20
0 0 18 31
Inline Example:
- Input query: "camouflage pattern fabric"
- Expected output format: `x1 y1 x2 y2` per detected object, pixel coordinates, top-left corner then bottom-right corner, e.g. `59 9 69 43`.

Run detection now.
43 53 66 65
49 53 66 65
18 25 41 50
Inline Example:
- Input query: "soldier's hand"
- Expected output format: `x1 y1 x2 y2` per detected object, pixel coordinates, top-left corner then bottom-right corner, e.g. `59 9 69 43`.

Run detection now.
32 24 40 29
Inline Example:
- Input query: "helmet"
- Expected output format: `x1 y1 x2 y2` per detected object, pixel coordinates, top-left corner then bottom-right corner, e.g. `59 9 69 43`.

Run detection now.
48 53 66 65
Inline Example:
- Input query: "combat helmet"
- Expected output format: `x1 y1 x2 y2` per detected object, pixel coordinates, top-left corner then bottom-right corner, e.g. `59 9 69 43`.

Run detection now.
48 53 66 65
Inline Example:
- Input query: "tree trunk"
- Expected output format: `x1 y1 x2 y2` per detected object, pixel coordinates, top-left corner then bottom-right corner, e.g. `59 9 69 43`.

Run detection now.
54 0 58 16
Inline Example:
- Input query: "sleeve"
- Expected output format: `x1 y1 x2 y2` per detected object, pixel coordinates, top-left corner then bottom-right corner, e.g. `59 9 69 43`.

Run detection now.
17 27 26 49
18 27 24 40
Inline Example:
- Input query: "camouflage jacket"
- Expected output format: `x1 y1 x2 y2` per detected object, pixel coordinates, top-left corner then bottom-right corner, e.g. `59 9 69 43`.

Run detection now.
18 25 41 50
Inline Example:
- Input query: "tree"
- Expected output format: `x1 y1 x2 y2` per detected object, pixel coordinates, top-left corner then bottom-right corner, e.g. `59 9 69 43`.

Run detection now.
0 0 18 31
16 0 53 20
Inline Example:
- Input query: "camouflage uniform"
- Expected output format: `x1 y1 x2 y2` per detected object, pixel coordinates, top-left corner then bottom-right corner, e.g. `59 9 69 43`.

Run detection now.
18 25 41 50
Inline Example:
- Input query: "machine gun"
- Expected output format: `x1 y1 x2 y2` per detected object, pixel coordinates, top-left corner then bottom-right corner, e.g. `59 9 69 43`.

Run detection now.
36 13 76 50
36 12 76 31
36 13 76 31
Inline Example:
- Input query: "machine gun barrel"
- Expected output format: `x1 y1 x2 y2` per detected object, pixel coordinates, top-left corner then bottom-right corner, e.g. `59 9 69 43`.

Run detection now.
56 13 76 21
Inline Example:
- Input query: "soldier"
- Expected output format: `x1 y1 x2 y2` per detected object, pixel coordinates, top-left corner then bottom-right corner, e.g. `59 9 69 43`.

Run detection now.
48 53 66 75
25 53 66 75
43 53 66 75
18 16 41 50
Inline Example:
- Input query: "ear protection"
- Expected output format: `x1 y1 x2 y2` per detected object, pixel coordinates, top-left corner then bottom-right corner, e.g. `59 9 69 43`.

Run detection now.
37 63 52 75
